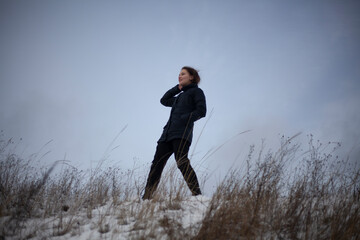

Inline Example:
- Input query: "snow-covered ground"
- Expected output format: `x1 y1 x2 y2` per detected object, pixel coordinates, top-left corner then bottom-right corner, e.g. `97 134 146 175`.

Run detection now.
2 196 210 240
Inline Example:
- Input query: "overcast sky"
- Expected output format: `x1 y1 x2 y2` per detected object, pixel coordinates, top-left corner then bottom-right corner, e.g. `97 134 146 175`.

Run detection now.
1 0 359 193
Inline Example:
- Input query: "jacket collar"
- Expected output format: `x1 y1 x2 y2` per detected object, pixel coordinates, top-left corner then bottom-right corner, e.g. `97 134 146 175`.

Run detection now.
182 83 197 92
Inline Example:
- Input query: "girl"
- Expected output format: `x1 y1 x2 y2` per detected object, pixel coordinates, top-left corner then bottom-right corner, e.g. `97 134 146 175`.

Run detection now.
142 66 206 200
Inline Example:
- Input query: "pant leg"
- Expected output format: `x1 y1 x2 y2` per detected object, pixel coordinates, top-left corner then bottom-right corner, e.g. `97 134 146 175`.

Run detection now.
172 139 202 196
143 142 173 199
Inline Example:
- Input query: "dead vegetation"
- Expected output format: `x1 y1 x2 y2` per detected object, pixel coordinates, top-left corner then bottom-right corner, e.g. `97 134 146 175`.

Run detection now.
196 135 360 240
0 134 359 239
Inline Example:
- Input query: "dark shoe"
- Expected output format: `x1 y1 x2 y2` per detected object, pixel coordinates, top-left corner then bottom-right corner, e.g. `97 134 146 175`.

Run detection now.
192 189 202 196
142 191 152 200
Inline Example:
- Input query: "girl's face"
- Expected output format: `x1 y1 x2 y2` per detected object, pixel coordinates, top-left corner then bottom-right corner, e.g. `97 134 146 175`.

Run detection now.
178 69 193 87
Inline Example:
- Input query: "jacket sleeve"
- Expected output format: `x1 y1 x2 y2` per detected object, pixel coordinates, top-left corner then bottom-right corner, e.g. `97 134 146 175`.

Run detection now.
189 88 207 122
160 85 181 107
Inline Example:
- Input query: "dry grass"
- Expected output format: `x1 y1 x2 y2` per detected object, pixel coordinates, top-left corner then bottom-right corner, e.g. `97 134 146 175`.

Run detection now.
196 135 360 240
0 134 359 239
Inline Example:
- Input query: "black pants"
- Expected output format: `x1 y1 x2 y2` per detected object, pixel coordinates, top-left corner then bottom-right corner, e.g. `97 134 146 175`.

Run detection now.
143 139 201 199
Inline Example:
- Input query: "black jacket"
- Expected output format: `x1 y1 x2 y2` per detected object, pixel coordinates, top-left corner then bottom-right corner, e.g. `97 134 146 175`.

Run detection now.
158 83 206 144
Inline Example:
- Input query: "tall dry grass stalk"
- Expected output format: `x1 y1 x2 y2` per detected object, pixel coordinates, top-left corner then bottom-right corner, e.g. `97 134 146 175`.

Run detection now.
0 136 195 239
0 137 146 238
0 134 359 239
195 134 359 240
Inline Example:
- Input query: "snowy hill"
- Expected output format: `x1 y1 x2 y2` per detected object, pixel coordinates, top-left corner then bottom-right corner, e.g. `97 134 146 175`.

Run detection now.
1 136 359 239
22 196 209 240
